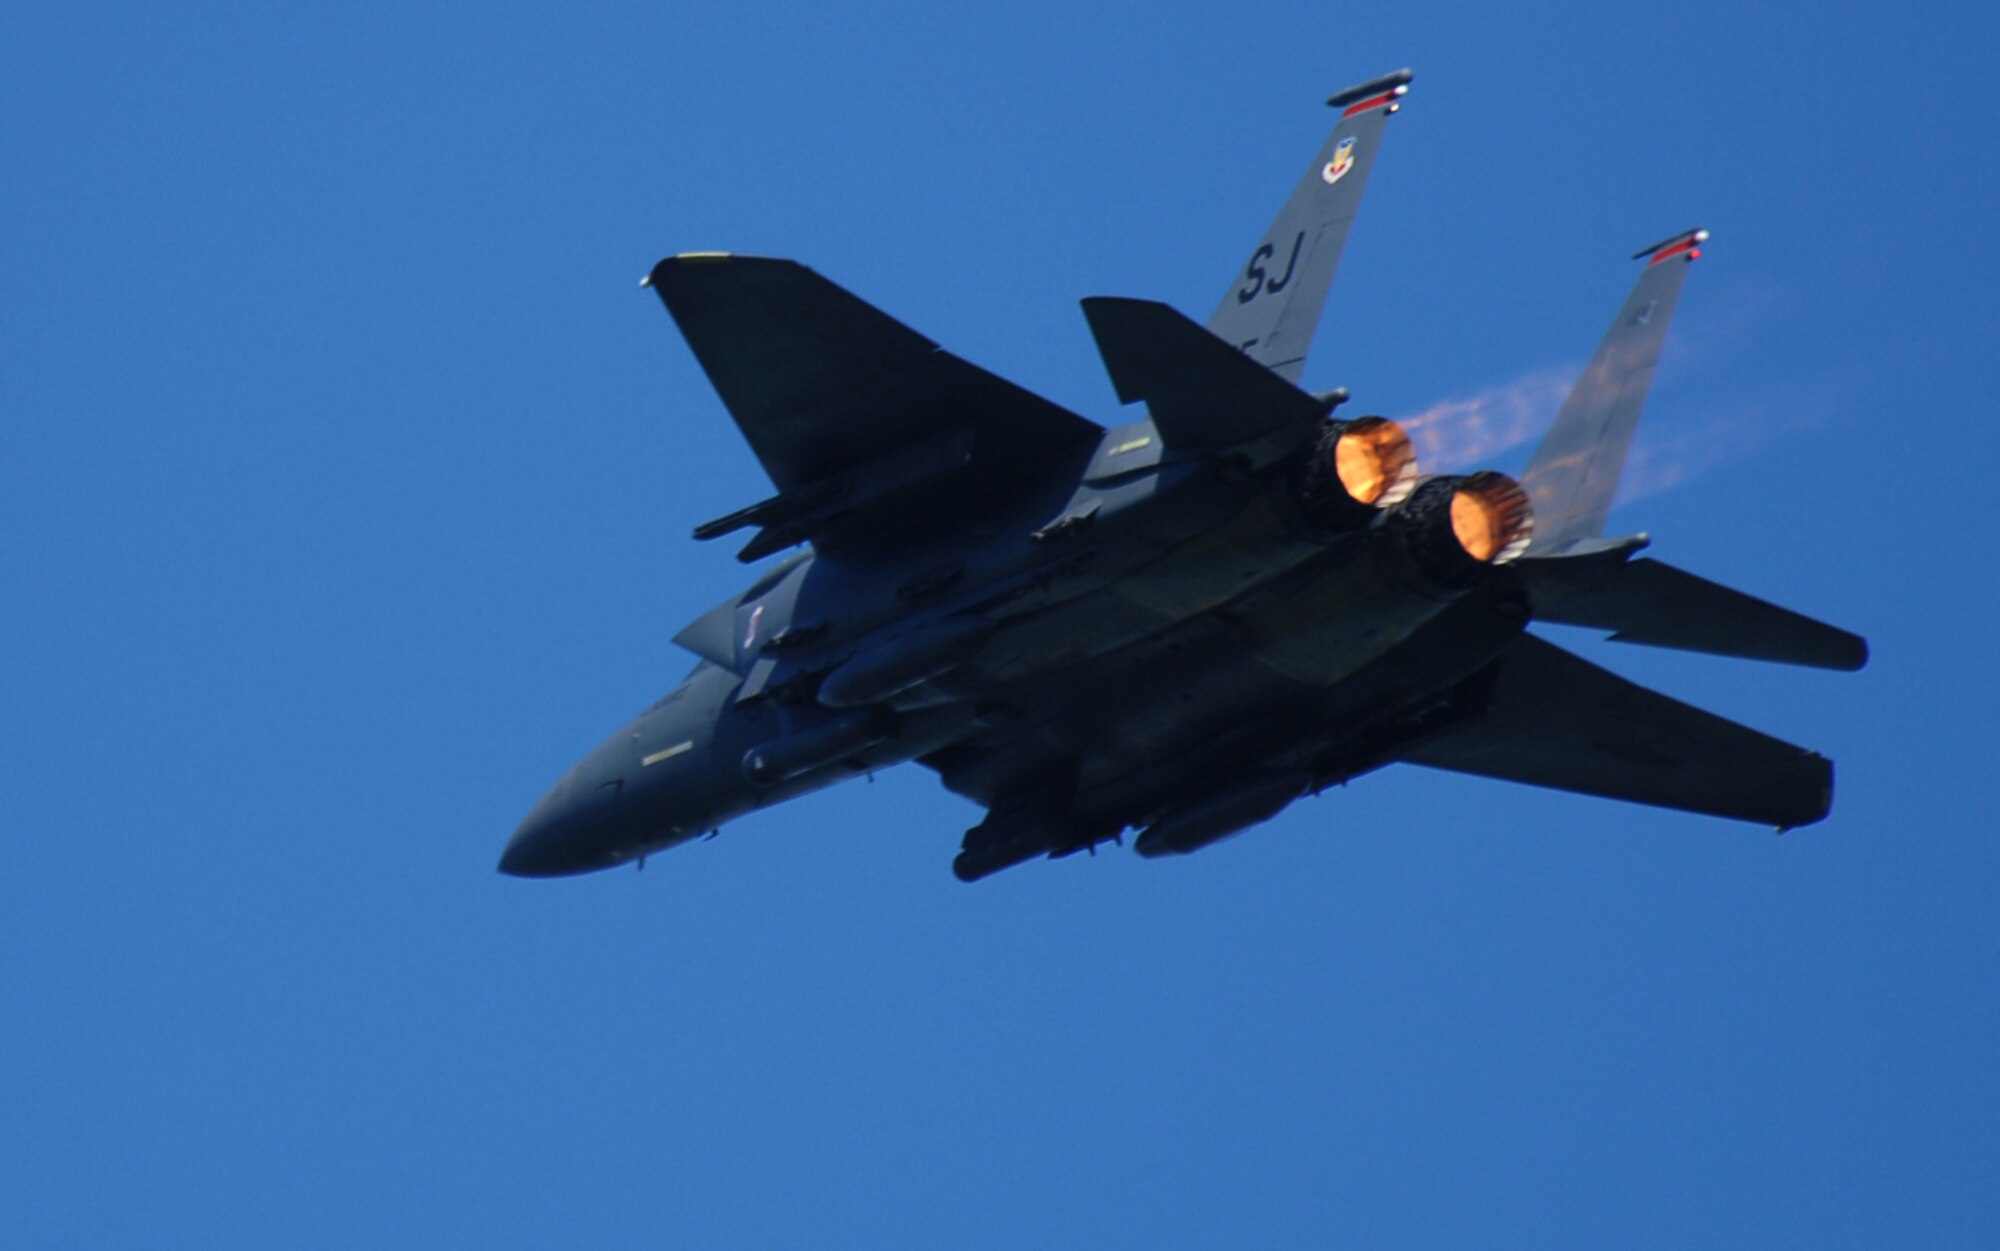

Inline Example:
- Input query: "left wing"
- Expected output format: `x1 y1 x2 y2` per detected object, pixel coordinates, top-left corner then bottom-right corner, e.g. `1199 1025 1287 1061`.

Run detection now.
646 254 1102 557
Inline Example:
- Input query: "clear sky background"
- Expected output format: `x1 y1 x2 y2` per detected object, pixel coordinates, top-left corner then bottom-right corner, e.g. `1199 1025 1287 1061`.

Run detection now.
5 2 1995 1246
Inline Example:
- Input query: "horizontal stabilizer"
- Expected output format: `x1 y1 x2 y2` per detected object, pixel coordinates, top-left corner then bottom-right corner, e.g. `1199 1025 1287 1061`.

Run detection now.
647 254 1099 494
1081 296 1326 449
1531 557 1868 671
1402 634 1834 828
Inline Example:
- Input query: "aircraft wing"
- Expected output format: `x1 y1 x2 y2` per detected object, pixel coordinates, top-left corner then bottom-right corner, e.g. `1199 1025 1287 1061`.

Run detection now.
1399 633 1833 828
645 253 1101 495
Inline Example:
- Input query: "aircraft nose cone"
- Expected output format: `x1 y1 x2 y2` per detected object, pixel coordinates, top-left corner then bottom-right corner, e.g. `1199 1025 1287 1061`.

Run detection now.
497 817 574 877
499 777 613 877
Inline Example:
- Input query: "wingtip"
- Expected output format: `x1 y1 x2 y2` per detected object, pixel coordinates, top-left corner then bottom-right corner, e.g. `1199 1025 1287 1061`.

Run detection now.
1774 754 1835 832
646 252 805 296
1837 634 1871 672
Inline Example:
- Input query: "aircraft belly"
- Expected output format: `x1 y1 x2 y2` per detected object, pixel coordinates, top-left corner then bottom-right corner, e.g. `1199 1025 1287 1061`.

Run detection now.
970 494 1347 685
948 581 1532 828
1240 557 1455 686
1101 496 1305 619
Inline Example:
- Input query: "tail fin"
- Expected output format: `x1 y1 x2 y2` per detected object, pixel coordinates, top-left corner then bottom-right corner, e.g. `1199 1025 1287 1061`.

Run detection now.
1521 229 1708 550
1205 69 1411 383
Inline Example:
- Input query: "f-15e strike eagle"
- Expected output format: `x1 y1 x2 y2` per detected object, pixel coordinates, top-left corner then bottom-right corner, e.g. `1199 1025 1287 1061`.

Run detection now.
500 69 1866 882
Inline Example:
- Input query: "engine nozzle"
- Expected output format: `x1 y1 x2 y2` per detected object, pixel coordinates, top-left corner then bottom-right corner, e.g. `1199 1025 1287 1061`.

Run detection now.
1288 416 1419 531
1380 471 1534 592
1333 416 1418 508
1449 471 1534 565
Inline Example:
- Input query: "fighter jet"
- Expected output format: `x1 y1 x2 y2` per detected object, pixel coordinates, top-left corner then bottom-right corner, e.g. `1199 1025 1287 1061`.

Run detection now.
500 69 1866 882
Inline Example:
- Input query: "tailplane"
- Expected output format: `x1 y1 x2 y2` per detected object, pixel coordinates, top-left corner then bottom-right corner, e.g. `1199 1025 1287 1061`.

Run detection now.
1513 230 1868 672
1525 554 1869 671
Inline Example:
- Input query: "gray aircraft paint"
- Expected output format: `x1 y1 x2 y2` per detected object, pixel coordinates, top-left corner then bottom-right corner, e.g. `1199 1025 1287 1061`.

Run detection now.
501 77 1864 883
1205 69 1411 382
1520 230 1705 549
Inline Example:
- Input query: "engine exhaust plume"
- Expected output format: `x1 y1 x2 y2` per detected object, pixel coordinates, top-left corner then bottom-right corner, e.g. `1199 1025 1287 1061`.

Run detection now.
1397 368 1577 473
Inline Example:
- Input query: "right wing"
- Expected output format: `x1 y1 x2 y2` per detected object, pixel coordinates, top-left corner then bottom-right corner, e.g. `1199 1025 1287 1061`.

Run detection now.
1205 69 1411 383
1400 633 1834 828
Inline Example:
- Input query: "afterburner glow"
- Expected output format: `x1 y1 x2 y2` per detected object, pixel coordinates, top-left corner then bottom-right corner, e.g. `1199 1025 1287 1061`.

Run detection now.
1334 417 1418 507
1448 472 1533 565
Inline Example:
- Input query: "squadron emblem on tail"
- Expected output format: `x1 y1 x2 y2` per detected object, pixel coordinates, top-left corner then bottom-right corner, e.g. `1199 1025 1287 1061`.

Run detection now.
1321 136 1357 184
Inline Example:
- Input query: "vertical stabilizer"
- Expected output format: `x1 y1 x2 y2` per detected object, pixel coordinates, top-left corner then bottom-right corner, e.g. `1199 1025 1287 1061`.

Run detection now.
1522 229 1707 549
1206 70 1411 384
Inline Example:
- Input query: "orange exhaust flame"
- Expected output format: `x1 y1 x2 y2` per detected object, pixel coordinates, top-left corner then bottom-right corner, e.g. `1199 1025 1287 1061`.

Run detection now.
1397 368 1577 472
1334 417 1418 507
1449 472 1534 565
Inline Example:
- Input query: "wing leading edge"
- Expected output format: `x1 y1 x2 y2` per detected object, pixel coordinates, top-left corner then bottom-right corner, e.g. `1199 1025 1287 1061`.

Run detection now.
645 253 1101 498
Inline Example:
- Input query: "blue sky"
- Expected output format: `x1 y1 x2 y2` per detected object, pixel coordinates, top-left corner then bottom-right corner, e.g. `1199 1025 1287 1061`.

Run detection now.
4 2 1995 1246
